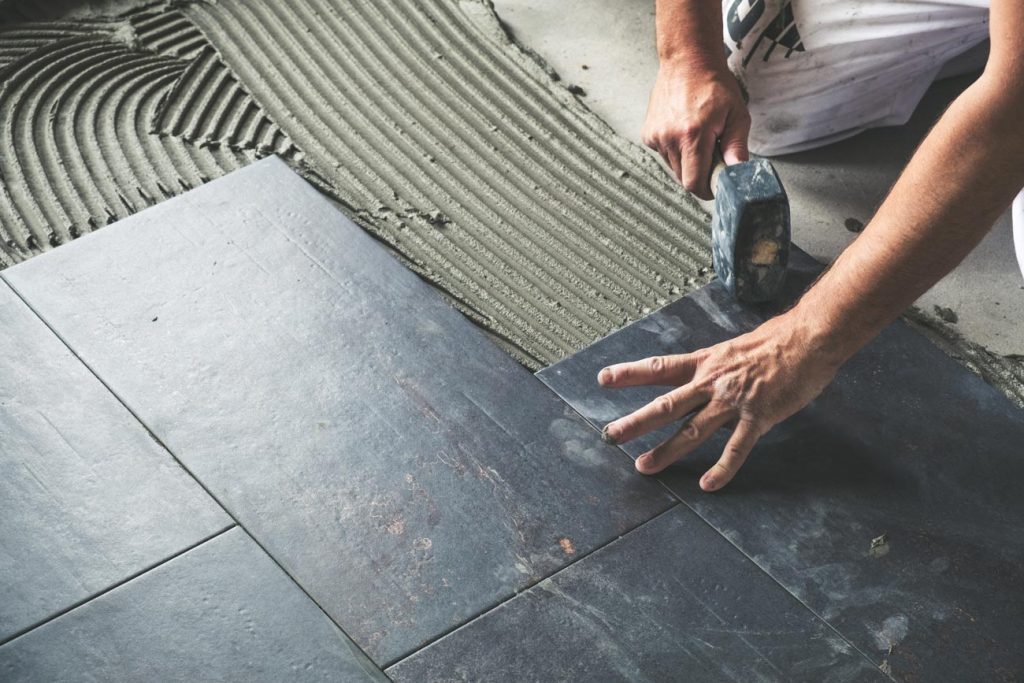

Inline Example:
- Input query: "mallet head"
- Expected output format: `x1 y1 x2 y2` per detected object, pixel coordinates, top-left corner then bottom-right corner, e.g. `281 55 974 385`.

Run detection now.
711 159 791 303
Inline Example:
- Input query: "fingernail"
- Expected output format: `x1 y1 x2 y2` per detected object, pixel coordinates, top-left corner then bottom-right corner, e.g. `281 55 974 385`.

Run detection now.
636 454 653 472
702 475 718 491
601 424 618 444
598 368 611 385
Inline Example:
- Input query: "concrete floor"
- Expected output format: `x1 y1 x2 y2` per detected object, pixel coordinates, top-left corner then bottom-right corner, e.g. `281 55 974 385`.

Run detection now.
493 0 1024 356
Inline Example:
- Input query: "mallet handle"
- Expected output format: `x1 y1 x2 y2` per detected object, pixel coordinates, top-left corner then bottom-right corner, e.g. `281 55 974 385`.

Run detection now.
709 148 727 198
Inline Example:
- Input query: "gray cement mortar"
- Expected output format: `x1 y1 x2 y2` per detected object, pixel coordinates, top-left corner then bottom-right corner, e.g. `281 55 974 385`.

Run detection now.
1 0 1021 407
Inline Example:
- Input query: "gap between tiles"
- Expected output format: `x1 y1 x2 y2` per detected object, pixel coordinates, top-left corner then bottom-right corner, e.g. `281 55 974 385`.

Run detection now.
0 524 237 649
0 277 381 670
534 386 891 681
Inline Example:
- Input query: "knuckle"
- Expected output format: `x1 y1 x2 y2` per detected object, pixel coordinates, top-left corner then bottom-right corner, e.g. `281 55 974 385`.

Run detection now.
647 356 665 374
679 123 702 143
653 394 676 417
681 421 701 441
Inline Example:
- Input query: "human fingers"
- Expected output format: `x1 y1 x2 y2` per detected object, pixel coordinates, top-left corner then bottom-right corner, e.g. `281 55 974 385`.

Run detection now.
720 106 752 166
597 353 701 388
634 400 735 474
680 125 717 200
601 384 709 445
642 131 682 184
661 140 682 183
700 418 761 491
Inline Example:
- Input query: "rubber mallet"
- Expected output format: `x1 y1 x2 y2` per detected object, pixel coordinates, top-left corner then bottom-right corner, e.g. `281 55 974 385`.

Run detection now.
709 155 791 303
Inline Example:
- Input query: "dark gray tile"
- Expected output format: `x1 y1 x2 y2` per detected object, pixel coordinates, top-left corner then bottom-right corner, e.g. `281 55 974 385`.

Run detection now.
0 282 230 643
0 527 387 682
536 269 1024 681
388 507 884 682
2 156 674 665
538 251 823 459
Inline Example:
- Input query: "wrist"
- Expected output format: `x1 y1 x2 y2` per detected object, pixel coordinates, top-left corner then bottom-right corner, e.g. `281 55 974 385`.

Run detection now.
783 294 879 367
658 48 730 81
778 303 868 370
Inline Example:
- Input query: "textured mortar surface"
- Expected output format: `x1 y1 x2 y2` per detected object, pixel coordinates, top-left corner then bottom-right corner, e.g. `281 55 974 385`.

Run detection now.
0 0 1021 404
0 0 713 371
494 0 1024 401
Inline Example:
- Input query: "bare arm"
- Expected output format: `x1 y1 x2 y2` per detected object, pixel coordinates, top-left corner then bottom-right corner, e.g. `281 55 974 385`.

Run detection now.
799 1 1024 356
653 0 724 69
603 0 1024 491
643 0 750 198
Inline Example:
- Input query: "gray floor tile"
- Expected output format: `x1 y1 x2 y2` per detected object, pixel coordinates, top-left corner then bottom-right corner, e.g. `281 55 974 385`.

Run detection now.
536 265 1024 680
0 527 387 682
3 156 674 665
388 507 884 682
0 282 230 643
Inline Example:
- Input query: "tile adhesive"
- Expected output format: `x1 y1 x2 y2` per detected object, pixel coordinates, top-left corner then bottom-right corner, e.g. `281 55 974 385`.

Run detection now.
1 0 1022 406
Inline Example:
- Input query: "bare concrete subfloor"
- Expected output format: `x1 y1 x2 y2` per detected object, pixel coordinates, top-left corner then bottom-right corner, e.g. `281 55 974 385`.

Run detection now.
493 0 1024 358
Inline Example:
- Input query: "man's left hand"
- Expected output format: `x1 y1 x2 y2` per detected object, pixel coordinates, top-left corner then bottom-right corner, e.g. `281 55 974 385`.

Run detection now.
598 312 842 491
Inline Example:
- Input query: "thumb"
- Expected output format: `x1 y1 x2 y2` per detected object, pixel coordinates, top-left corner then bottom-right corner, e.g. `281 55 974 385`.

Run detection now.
720 112 751 166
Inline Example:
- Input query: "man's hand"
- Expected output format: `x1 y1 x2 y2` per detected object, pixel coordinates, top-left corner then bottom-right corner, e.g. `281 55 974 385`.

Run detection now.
614 0 1024 493
598 310 843 491
642 62 750 199
611 0 1024 493
645 0 750 198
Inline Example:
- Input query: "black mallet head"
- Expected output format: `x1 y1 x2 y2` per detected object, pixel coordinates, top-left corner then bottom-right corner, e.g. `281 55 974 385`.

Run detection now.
711 159 791 303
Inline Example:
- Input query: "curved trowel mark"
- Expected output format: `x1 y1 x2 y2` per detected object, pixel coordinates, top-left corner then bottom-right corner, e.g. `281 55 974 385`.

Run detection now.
0 35 252 266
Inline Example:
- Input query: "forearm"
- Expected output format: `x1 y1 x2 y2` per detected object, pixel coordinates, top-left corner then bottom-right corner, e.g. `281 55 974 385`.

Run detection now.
648 1 748 195
655 0 727 73
793 73 1024 361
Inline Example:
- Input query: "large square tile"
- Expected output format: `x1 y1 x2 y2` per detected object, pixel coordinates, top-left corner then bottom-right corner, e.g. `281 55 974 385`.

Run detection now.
0 528 386 681
0 282 230 642
389 507 883 682
3 157 673 664
537 272 1024 680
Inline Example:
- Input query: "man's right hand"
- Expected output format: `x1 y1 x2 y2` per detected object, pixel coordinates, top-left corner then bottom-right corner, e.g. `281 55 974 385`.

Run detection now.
641 61 751 200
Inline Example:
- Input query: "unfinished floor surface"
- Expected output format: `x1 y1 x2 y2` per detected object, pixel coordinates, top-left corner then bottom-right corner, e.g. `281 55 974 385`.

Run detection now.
0 0 710 370
3 158 1022 680
2 157 679 666
0 158 896 681
1 0 1022 407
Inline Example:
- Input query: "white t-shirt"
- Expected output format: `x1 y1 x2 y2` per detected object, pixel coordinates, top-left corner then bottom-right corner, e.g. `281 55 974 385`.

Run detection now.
723 0 990 155
721 1 1024 279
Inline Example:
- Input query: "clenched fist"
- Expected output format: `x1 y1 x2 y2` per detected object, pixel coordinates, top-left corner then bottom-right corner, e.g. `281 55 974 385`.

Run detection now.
642 62 751 199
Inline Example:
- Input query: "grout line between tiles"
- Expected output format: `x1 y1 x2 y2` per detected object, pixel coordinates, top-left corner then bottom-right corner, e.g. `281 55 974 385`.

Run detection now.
2 258 882 678
535 372 895 682
383 374 687 667
0 523 237 648
0 277 388 679
383 503 681 671
662 487 893 681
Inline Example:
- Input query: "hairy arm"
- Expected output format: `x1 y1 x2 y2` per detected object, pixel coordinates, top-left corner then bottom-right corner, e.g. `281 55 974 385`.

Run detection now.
799 1 1024 354
643 0 750 198
603 0 1024 491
